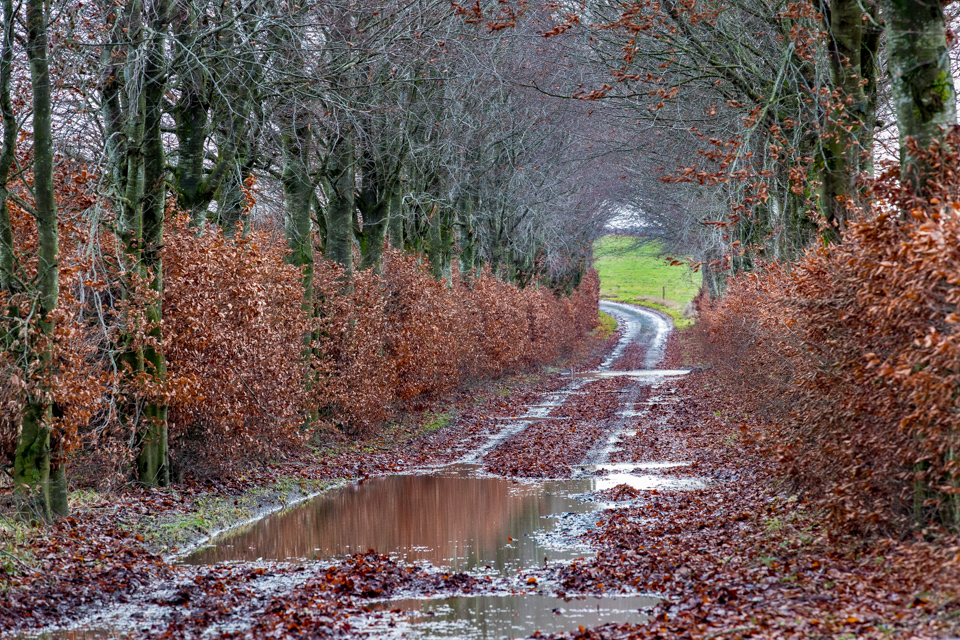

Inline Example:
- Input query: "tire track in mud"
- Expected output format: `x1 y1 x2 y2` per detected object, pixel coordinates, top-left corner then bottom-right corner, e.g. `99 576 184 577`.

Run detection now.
483 377 637 478
481 302 663 478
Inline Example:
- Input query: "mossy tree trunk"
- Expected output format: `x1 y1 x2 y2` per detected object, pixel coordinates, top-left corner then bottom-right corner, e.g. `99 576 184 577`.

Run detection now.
819 0 871 241
0 0 16 293
356 152 398 275
136 0 171 487
282 117 315 307
100 0 170 487
325 133 355 281
457 193 477 280
388 180 405 252
14 0 67 519
880 0 957 193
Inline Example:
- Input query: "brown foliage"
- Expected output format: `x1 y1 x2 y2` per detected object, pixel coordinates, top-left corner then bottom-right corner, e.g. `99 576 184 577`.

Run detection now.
162 215 315 474
0 156 111 465
309 248 600 435
697 133 960 531
2 200 598 483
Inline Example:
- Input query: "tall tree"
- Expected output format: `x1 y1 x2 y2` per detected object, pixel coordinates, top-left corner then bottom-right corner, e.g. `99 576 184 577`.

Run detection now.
14 0 67 519
819 0 880 240
100 0 172 486
880 0 957 193
0 0 17 294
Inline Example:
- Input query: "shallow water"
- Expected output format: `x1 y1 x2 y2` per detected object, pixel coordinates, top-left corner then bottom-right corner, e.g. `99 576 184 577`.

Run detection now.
373 594 661 639
183 463 703 570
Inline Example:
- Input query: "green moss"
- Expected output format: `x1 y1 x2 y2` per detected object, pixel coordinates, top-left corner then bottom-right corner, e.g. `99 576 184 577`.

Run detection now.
594 236 701 328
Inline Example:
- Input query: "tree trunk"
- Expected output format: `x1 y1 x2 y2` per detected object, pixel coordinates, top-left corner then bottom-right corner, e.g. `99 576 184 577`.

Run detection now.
388 183 404 251
325 133 355 281
137 0 171 487
860 1 881 178
819 0 868 241
880 0 957 193
174 85 210 224
0 0 16 293
282 118 315 305
15 0 66 519
457 194 477 279
427 203 454 284
356 157 391 274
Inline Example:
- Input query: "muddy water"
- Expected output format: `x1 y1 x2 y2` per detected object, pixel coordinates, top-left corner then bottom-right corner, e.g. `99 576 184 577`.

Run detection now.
181 460 685 639
184 464 593 570
375 594 661 639
183 463 698 570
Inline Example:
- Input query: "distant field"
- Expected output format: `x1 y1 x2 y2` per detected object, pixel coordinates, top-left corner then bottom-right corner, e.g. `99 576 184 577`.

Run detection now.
593 236 702 327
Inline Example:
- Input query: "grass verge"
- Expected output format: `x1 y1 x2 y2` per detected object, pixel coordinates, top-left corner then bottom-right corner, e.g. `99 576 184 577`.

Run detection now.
129 477 336 555
596 311 618 338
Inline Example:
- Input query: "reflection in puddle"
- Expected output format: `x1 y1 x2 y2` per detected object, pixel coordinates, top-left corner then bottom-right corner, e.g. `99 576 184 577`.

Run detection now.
379 594 660 639
184 464 704 570
183 464 597 571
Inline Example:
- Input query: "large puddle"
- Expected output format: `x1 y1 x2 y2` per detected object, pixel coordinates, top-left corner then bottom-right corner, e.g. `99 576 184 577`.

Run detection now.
182 461 688 639
184 463 701 570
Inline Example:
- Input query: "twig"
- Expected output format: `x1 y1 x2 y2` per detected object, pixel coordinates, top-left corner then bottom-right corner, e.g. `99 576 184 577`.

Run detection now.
0 548 33 572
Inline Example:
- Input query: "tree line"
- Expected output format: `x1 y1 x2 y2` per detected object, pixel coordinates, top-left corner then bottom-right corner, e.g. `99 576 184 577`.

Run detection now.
526 0 956 294
2 0 620 520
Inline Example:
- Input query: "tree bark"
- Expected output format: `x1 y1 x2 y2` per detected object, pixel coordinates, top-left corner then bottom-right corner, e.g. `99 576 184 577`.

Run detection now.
282 118 315 305
15 0 66 519
174 85 210 223
880 0 957 193
388 183 404 251
457 193 477 279
137 0 171 487
0 0 16 293
356 155 392 274
860 1 882 178
325 133 355 281
819 0 873 241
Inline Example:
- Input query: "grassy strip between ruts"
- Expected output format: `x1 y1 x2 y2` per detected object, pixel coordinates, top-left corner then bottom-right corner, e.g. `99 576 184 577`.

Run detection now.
594 235 701 328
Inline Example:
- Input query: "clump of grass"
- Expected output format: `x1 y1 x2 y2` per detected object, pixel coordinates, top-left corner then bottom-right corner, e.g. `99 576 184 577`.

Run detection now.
421 412 452 434
595 311 618 338
133 478 333 553
0 513 35 577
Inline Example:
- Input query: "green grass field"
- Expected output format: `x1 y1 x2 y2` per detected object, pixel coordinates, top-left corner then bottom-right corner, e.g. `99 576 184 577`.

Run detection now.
594 236 702 328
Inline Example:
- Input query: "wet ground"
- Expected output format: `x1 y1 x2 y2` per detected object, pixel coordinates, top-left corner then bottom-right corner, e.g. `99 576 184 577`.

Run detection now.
19 301 709 640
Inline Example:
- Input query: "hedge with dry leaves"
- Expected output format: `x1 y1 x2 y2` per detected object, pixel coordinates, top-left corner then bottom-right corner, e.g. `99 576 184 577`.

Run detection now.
698 138 960 532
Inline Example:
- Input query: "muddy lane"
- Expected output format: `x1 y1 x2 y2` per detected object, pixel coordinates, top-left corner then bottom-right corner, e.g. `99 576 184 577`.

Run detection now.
25 302 705 640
